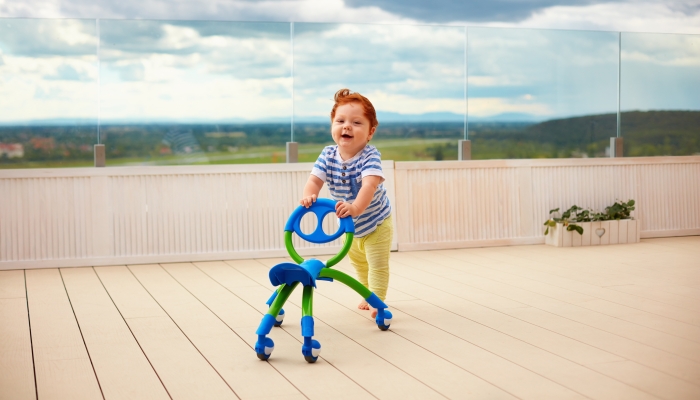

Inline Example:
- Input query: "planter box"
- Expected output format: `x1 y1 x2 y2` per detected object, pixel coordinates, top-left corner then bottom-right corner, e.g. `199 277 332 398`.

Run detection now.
545 219 640 247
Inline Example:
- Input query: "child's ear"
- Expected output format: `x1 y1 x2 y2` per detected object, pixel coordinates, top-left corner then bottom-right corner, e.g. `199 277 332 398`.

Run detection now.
368 126 376 141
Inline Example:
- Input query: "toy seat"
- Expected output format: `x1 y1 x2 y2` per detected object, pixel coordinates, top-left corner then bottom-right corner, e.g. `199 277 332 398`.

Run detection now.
254 198 393 363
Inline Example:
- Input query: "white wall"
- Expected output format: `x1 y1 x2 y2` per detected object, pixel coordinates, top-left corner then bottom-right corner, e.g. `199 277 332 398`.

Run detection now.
394 156 700 250
1 156 698 270
0 162 397 269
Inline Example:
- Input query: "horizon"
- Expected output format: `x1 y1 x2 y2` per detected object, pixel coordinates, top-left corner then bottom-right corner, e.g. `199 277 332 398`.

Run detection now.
3 109 700 127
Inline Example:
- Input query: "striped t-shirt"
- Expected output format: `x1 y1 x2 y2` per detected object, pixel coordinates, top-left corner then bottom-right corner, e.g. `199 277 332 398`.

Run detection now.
311 145 392 237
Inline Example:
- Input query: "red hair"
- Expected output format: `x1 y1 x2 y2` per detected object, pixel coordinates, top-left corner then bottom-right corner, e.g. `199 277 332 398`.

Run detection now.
330 88 379 128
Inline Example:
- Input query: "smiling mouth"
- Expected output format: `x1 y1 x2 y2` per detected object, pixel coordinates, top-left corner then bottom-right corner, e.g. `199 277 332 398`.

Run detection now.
341 133 353 139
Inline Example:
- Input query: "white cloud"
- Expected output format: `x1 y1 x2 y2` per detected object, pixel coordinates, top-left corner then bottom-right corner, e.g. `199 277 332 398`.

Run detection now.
304 90 466 117
100 77 292 120
96 22 293 120
0 58 97 121
622 32 700 66
231 0 409 24
478 1 700 34
468 97 552 117
0 0 412 24
1 2 698 122
292 23 465 117
2 0 699 35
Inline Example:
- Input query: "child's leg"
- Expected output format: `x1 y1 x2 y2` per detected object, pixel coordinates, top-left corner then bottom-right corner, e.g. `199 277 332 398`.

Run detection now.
348 238 369 287
364 215 393 305
348 237 370 310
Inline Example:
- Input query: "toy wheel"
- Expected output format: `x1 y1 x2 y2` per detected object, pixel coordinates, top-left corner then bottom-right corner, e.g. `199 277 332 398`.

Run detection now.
376 310 393 331
255 337 274 361
302 339 321 363
274 309 285 327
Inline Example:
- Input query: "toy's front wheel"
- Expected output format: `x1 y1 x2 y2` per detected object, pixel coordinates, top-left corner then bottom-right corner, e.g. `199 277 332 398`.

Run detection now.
255 337 275 360
302 339 321 363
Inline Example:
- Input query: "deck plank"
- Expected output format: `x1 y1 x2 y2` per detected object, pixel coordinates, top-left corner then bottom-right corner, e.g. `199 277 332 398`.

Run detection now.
4 237 699 400
444 246 700 319
94 265 237 400
588 360 700 400
25 268 103 400
449 246 700 313
409 251 700 341
136 262 310 400
0 270 36 400
60 267 169 400
378 271 623 365
390 251 700 363
387 253 700 386
606 284 700 312
325 262 657 400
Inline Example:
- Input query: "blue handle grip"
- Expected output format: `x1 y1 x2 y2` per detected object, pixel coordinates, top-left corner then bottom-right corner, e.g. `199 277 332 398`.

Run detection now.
285 198 354 244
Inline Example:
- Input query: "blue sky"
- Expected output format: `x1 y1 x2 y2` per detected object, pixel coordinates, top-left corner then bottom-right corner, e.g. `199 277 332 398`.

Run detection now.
0 1 698 123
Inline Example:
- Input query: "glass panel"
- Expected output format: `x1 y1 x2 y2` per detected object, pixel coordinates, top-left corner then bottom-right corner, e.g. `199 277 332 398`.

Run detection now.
621 33 700 156
99 20 291 165
0 18 98 168
468 27 619 159
293 23 466 162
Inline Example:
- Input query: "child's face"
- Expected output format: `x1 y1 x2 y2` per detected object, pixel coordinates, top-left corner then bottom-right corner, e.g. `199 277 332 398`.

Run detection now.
331 102 376 157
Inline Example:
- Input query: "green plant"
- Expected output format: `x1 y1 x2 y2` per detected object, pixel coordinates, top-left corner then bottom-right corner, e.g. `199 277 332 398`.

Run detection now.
543 206 584 235
544 200 635 235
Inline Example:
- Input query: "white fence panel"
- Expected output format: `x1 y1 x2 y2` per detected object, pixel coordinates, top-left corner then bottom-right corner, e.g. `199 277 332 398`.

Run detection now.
395 156 700 251
0 162 397 269
1 156 698 269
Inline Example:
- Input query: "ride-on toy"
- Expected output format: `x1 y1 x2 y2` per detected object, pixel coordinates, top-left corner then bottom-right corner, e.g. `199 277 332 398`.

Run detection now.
254 198 393 363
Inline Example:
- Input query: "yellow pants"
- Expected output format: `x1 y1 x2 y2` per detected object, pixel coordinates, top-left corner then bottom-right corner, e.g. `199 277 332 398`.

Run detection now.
348 214 393 301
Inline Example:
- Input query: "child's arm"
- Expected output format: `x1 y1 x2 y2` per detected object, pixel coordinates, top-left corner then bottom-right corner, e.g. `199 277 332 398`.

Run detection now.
300 175 324 208
335 175 381 218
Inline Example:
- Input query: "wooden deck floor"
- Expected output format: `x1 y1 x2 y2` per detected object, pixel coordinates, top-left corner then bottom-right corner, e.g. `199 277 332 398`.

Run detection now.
1 237 699 400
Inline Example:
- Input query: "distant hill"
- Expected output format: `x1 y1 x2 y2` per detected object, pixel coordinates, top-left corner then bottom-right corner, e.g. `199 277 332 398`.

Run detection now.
526 110 700 142
523 113 617 147
473 110 700 157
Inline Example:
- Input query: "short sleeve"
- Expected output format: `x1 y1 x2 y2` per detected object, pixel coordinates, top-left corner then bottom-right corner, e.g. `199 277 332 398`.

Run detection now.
311 147 329 181
360 147 385 182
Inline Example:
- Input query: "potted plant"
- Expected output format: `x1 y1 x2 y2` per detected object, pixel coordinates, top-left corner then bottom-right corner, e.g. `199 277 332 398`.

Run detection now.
544 200 639 247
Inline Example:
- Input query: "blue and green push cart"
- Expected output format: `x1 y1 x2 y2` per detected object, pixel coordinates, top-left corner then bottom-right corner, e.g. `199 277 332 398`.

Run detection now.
254 198 393 363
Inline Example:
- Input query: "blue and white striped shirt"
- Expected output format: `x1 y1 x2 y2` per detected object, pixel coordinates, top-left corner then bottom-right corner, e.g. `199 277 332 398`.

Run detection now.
312 145 392 238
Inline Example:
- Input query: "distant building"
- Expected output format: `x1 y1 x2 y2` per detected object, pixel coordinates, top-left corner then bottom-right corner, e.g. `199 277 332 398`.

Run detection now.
31 137 56 151
0 143 25 158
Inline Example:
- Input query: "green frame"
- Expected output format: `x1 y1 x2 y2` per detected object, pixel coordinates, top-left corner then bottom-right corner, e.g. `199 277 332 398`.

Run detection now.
284 230 354 267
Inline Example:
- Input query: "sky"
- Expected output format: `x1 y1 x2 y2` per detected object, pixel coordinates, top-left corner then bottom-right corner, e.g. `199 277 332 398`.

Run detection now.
0 0 698 124
1 0 699 33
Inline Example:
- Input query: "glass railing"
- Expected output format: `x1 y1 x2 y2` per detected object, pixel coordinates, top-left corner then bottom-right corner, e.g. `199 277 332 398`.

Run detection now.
468 27 619 159
1 18 698 168
0 18 98 168
621 32 700 156
293 23 466 162
98 20 292 165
